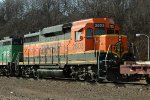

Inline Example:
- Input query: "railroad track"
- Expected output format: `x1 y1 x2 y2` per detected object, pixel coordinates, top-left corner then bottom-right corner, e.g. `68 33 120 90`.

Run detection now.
21 77 150 89
49 79 149 91
1 76 149 90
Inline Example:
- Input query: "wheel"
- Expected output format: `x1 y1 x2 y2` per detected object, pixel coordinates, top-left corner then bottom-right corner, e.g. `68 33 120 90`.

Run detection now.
33 70 37 78
15 66 22 77
34 73 40 80
97 78 104 83
78 74 85 81
15 69 20 76
33 70 40 80
145 75 150 84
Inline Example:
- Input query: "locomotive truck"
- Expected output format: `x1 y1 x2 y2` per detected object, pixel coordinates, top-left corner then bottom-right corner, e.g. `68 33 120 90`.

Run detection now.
0 18 150 84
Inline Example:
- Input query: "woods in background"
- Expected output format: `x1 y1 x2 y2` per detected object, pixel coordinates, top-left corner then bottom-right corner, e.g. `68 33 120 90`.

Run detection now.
0 0 149 59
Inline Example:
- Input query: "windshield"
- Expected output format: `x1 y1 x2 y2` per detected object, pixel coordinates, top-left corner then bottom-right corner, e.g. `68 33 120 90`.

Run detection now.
95 29 105 35
107 29 114 34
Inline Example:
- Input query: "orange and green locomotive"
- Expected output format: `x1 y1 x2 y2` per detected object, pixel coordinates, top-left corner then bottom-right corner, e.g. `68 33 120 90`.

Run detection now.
0 18 149 83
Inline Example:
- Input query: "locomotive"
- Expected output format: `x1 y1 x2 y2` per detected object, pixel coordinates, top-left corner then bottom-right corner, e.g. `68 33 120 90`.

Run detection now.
0 18 149 83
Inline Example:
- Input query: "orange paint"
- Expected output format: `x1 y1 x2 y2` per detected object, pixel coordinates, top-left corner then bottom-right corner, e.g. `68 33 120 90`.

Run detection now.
24 18 128 58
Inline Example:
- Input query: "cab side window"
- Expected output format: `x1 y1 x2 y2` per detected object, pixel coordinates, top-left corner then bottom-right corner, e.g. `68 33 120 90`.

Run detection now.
13 39 23 45
75 31 82 41
87 28 93 39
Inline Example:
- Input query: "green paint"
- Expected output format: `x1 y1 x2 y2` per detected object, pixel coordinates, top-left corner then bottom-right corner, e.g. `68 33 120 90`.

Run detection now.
0 45 12 63
0 44 23 64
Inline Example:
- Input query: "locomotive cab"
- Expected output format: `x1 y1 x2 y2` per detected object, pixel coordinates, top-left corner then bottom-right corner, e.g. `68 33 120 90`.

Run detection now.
0 36 23 75
71 18 130 81
72 18 128 58
70 18 129 68
0 36 23 63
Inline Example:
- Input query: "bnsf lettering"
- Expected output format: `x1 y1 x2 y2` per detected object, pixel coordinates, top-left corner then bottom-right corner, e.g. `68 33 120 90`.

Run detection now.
40 43 61 55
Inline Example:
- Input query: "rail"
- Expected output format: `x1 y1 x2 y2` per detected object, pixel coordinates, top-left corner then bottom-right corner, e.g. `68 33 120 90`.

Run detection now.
37 47 55 65
28 49 30 64
58 46 60 64
44 48 47 64
39 48 41 64
11 53 16 62
33 49 35 64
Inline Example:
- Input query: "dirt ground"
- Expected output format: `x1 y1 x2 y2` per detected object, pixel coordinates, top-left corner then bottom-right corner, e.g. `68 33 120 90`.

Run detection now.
0 77 150 100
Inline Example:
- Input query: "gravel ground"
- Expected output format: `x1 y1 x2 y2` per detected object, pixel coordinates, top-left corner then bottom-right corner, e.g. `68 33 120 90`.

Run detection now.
0 77 150 100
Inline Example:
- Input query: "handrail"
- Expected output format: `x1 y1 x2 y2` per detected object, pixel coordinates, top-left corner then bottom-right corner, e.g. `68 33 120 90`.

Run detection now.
33 49 35 64
6 52 7 64
39 48 41 64
11 53 15 62
45 48 47 64
51 47 54 64
2 54 3 65
97 39 101 78
58 46 60 64
66 39 71 64
28 49 29 64
105 45 112 71
135 46 139 60
16 52 23 64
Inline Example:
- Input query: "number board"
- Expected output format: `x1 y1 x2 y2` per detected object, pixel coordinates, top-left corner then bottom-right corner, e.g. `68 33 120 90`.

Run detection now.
94 23 105 28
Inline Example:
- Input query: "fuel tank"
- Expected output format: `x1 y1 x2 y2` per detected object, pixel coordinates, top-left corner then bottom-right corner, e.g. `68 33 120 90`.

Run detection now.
37 69 64 78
